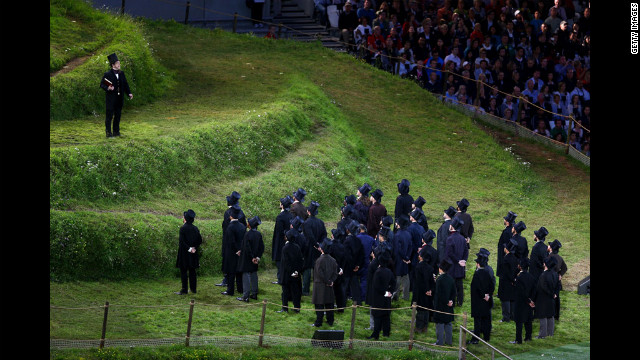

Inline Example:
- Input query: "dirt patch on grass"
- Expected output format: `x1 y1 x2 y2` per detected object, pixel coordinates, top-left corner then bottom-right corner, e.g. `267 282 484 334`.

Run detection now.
50 55 92 77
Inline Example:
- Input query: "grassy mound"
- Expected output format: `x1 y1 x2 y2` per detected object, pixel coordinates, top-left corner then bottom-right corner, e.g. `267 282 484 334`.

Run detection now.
50 0 173 120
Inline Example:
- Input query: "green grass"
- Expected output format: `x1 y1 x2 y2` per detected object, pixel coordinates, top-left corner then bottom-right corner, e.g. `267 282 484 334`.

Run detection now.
50 2 589 359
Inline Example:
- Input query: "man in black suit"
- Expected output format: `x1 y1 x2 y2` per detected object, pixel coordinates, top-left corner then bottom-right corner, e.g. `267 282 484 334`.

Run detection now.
278 229 304 313
272 196 293 284
100 53 133 138
221 204 246 296
175 209 203 295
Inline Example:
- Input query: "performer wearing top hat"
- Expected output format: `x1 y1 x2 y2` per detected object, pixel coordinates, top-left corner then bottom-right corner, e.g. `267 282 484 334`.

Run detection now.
469 251 494 344
394 179 414 223
367 189 387 237
271 196 293 284
290 188 308 220
175 209 203 295
354 183 372 226
437 206 456 263
529 226 549 281
236 216 265 302
221 204 246 296
217 191 246 287
547 239 567 321
302 201 326 296
497 211 517 278
511 257 536 344
454 198 474 247
100 53 133 138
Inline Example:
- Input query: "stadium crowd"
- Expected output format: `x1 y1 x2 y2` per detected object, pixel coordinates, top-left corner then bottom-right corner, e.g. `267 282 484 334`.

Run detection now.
178 183 568 346
325 0 590 156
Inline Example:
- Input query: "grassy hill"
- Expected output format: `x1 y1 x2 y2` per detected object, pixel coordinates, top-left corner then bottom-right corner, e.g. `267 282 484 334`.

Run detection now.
50 1 589 359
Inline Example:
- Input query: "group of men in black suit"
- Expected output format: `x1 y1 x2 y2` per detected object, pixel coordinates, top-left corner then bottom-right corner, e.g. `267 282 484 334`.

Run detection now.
178 181 567 346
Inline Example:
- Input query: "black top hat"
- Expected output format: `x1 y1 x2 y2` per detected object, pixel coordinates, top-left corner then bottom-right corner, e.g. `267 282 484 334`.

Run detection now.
410 208 424 221
439 258 453 272
344 194 357 205
518 257 530 270
346 220 360 235
378 250 392 268
422 229 436 245
319 238 333 255
307 201 320 216
371 189 384 202
341 204 354 218
229 203 242 218
507 238 519 252
183 209 196 222
107 53 119 65
397 179 411 194
285 228 298 242
418 246 432 262
226 191 241 206
549 239 562 252
378 226 390 239
359 183 372 197
331 227 345 240
382 215 394 227
290 216 305 231
450 216 464 231
474 255 488 266
544 256 557 269
444 206 457 219
280 195 293 210
504 211 518 223
414 196 426 209
293 188 307 202
534 226 549 240
248 216 262 229
457 198 470 212
397 214 411 228
477 248 490 258
513 221 527 234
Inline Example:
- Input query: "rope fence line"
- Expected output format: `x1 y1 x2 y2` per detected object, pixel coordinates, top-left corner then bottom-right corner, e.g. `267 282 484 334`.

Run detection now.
51 298 470 355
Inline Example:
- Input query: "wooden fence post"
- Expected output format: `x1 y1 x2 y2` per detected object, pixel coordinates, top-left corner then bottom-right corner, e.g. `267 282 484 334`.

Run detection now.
99 301 109 349
566 115 575 154
184 1 191 25
277 23 283 39
233 12 238 33
460 312 468 360
349 304 357 349
185 299 195 347
408 302 417 351
259 299 267 347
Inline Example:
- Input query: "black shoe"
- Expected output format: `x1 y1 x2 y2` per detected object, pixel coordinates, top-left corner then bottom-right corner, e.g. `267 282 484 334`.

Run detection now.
250 294 258 300
174 290 188 295
276 309 288 313
215 283 225 287
113 132 121 136
221 291 233 296
106 132 113 138
271 281 280 284
467 339 479 345
366 336 378 340
311 323 321 327
236 297 249 302
509 340 521 344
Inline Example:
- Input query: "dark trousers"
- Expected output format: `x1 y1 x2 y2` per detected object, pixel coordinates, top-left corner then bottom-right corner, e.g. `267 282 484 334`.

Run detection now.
473 315 492 342
225 271 243 295
342 275 361 304
371 311 391 339
275 260 281 283
251 2 264 24
515 320 532 343
501 300 514 321
105 99 123 134
554 294 561 320
281 278 302 311
455 278 464 306
333 276 346 312
314 303 335 326
302 268 312 295
180 266 197 293
416 310 430 331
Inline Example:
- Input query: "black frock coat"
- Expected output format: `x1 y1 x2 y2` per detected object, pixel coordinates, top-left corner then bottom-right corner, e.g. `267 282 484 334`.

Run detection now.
436 220 451 263
529 241 547 280
237 229 265 273
513 270 536 323
433 272 456 323
100 69 132 110
534 269 559 319
302 216 326 270
271 210 292 262
412 260 435 310
454 211 474 240
222 220 246 274
394 194 414 220
280 241 304 285
470 267 495 318
312 254 339 305
496 225 513 275
497 252 518 300
290 201 308 220
222 208 246 271
175 222 203 269
370 266 397 317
